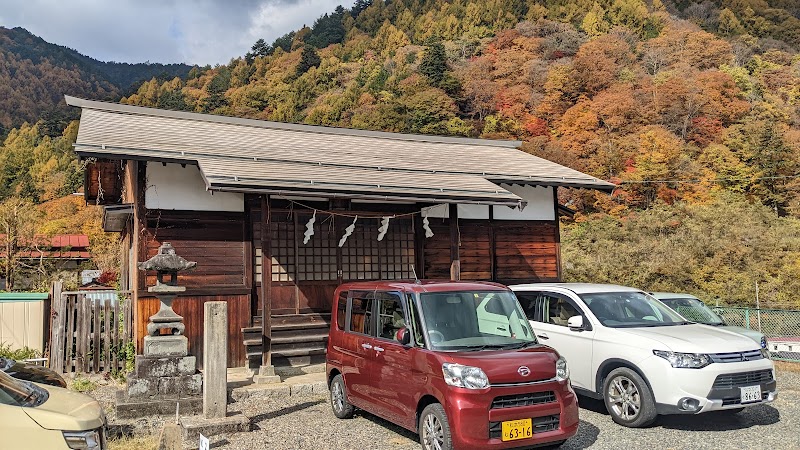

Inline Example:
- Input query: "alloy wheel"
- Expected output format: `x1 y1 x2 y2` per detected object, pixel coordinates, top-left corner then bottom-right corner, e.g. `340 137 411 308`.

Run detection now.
422 412 445 450
607 375 641 421
332 381 344 413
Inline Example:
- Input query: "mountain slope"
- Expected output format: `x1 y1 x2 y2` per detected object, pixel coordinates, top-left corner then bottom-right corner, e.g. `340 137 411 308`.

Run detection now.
0 26 192 134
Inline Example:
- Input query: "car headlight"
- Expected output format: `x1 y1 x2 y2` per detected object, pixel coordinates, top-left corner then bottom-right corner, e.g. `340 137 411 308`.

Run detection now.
653 350 712 369
556 356 570 382
442 363 489 389
760 336 767 349
63 430 102 450
761 348 771 359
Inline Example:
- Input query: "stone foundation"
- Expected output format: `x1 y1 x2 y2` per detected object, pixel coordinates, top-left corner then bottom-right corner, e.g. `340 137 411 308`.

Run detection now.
115 350 202 419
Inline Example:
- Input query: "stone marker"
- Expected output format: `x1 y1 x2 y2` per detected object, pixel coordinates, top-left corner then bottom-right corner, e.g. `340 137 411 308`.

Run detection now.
203 302 227 419
180 302 249 444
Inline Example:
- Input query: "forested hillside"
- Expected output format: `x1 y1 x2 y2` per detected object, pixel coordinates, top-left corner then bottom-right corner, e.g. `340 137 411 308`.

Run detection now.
117 0 799 305
0 26 192 134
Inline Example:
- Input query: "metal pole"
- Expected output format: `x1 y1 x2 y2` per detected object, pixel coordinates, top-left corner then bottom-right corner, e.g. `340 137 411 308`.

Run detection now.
756 281 762 332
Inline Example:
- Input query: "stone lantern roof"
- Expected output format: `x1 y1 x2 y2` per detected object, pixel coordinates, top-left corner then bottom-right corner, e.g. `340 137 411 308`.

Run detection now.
138 242 197 273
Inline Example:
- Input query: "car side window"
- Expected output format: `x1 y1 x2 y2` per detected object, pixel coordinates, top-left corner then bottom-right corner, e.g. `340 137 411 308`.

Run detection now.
376 292 407 342
545 295 582 327
336 291 347 330
515 292 548 323
349 291 375 336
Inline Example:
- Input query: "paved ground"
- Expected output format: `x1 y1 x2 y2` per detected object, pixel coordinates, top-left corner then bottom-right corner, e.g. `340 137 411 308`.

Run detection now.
96 364 800 449
208 367 800 450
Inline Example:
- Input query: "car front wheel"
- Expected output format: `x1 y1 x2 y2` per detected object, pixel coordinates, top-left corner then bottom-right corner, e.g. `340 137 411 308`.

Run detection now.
603 367 657 428
330 374 354 419
419 403 452 450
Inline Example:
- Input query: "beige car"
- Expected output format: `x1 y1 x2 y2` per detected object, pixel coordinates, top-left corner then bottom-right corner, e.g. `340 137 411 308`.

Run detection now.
0 369 106 449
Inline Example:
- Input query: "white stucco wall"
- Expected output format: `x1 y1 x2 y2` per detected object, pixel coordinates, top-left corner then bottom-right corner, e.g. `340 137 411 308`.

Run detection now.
423 185 555 221
145 163 244 212
493 185 555 220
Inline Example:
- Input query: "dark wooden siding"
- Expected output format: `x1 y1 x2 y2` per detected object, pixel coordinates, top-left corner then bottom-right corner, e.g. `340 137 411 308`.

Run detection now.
422 222 451 278
137 294 250 368
141 210 249 294
494 222 559 282
423 219 560 283
85 159 123 204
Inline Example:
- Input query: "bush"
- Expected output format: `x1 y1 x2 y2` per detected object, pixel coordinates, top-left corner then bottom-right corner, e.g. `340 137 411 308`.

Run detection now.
70 375 97 393
0 343 41 361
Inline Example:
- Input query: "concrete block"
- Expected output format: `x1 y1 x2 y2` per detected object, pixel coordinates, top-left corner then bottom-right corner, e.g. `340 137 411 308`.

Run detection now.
311 381 329 395
253 374 281 384
203 302 227 419
144 335 188 357
180 413 250 445
157 374 203 397
115 390 202 419
135 356 196 378
127 377 158 399
158 423 182 450
290 383 313 396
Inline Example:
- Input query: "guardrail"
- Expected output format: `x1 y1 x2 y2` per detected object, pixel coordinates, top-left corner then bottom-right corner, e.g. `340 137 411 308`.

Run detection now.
714 306 800 363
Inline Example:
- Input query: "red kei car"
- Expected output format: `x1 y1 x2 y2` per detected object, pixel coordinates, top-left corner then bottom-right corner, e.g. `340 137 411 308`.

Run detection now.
326 280 579 450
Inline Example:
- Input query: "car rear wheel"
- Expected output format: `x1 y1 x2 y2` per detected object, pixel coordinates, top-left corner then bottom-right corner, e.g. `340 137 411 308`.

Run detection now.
419 403 452 450
603 367 657 428
330 374 354 419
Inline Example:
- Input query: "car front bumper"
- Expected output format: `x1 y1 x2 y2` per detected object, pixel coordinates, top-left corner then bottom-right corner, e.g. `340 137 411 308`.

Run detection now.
643 356 777 414
444 378 579 450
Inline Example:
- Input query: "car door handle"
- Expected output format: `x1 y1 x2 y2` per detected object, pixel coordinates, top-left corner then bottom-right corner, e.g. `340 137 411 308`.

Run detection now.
361 343 373 350
537 333 549 340
374 346 384 353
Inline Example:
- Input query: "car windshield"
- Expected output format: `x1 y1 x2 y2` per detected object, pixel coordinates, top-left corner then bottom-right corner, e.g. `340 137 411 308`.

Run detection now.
660 297 724 326
579 291 688 328
417 291 537 351
0 369 46 407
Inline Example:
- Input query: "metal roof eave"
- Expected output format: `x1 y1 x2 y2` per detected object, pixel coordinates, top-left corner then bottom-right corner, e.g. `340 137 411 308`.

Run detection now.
206 183 525 208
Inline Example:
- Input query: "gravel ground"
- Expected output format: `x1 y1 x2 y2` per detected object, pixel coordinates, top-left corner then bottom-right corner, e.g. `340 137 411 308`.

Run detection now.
92 365 800 449
210 368 800 450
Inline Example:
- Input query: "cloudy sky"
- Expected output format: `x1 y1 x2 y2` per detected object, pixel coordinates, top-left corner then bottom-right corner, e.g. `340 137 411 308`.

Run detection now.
0 0 347 65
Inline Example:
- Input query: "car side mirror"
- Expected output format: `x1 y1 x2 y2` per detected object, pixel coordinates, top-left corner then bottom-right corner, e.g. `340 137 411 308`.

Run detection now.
567 315 585 331
396 327 411 346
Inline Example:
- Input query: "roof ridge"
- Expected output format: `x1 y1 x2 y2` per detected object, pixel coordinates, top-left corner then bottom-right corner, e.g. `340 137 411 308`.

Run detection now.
65 95 523 149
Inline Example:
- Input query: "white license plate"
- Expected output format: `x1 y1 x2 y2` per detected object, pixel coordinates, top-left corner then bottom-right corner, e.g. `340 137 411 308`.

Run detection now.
740 385 761 404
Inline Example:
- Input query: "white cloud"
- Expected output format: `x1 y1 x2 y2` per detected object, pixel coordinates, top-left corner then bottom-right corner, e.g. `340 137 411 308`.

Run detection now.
1 0 352 65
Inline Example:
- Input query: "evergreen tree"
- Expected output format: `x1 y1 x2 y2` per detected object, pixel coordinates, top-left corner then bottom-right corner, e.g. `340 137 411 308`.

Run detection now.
296 45 322 76
419 38 448 86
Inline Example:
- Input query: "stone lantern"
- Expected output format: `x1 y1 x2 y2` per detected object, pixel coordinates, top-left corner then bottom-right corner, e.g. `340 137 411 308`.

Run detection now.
138 242 196 356
116 242 202 419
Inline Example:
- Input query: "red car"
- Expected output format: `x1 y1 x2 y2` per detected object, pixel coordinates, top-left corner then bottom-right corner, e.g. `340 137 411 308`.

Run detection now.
326 280 579 450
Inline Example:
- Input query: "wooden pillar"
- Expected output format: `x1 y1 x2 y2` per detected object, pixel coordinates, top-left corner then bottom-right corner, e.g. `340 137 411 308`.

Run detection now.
553 187 563 282
260 195 272 367
413 213 425 279
449 204 460 281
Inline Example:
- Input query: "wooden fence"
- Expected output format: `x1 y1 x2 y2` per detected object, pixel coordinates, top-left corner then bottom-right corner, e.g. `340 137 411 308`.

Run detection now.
49 282 134 374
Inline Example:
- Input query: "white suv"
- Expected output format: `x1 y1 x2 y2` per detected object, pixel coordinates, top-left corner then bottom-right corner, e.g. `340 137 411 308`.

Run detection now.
510 283 777 427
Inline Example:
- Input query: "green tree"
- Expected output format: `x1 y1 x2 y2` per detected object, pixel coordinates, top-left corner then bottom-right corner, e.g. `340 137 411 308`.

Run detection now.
419 38 448 86
296 45 322 76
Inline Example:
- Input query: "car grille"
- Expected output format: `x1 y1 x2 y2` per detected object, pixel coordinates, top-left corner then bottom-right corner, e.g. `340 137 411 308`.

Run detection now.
490 391 556 409
488 414 560 439
708 350 764 363
712 370 774 390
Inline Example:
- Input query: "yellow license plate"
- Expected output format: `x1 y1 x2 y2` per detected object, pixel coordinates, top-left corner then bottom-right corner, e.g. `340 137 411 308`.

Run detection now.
501 418 532 442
